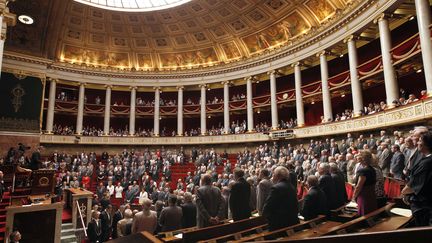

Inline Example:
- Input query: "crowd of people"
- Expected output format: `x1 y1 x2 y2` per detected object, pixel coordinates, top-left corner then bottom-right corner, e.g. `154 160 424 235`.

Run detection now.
11 125 419 242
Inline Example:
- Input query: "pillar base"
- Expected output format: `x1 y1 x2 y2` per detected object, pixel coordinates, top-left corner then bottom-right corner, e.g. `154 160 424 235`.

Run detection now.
247 130 255 133
45 131 53 135
129 134 135 137
153 134 160 137
271 127 279 131
352 112 362 118
387 103 397 109
296 123 305 128
177 134 183 137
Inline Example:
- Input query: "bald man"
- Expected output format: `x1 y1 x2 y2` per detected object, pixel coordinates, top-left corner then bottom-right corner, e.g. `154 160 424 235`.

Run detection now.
263 166 299 230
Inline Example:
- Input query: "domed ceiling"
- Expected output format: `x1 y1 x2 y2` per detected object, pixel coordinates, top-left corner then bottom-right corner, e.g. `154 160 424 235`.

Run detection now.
5 0 355 72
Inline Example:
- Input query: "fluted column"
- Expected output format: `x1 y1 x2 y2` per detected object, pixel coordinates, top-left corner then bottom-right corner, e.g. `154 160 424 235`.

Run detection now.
177 86 184 136
375 14 399 107
200 84 207 135
45 78 57 133
0 6 16 78
268 70 279 130
103 85 112 135
415 0 432 94
246 76 254 132
154 87 160 136
319 51 333 122
293 63 305 127
76 83 85 135
223 81 230 134
129 87 137 135
345 35 364 117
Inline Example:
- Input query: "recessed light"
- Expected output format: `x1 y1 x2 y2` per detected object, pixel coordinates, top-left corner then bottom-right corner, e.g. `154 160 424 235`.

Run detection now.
417 69 423 73
340 54 344 58
409 16 415 21
341 93 346 97
18 15 34 25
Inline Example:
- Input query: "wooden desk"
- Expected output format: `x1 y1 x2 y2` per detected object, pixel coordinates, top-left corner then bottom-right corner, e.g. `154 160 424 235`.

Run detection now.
67 188 93 230
29 194 52 205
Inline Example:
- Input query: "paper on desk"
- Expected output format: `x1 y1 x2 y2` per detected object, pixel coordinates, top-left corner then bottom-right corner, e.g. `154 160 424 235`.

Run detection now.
174 233 183 239
390 208 412 218
346 201 358 208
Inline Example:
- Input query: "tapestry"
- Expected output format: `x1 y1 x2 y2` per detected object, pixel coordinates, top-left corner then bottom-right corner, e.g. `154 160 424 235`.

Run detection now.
0 72 43 132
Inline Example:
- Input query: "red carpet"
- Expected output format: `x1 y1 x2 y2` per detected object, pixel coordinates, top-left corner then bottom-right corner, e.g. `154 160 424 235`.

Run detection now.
62 208 72 223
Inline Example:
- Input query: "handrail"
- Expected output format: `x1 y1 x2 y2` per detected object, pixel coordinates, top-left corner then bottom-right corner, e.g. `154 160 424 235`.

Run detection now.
76 200 88 237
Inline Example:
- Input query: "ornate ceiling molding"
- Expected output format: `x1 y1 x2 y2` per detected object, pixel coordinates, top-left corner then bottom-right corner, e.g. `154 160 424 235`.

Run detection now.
3 0 403 86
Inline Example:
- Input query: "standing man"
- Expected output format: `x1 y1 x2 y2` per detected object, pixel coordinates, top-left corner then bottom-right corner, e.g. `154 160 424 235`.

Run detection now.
229 168 251 221
195 174 224 228
159 195 183 232
390 144 405 180
111 205 125 239
87 211 102 243
263 166 299 230
100 204 112 242
256 169 273 215
30 146 41 170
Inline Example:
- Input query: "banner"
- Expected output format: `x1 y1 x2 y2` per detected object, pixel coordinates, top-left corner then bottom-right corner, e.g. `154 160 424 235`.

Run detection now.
0 72 43 132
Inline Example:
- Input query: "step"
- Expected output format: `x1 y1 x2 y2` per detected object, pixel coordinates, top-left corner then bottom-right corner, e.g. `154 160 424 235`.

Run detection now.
62 223 74 230
61 228 76 237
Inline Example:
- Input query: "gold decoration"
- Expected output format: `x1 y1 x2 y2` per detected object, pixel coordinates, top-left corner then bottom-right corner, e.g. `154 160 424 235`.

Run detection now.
11 84 25 113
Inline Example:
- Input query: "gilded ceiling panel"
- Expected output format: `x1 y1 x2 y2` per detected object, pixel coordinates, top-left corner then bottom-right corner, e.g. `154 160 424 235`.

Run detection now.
5 0 355 71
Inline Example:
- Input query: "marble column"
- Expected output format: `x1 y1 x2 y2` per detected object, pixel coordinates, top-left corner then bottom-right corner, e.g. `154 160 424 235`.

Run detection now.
154 87 160 136
319 51 333 122
375 14 399 107
177 86 184 136
415 0 432 94
200 84 207 135
45 78 57 133
0 7 15 78
293 63 305 127
223 81 230 134
246 76 254 132
268 70 279 130
345 35 364 117
129 87 136 136
0 18 5 77
103 85 111 135
76 83 85 135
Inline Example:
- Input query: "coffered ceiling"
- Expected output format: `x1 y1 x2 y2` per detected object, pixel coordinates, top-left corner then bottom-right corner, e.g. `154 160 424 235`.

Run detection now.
5 0 356 72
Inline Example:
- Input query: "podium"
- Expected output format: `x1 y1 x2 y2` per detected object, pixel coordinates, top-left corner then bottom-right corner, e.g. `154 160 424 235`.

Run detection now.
66 188 93 230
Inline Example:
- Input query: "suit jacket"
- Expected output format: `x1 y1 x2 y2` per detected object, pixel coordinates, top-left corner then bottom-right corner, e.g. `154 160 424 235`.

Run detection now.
100 210 112 241
390 151 405 180
117 218 133 237
318 173 337 210
257 179 273 215
159 206 183 232
181 202 197 228
195 185 224 228
87 219 102 243
301 186 328 220
132 210 158 234
379 148 392 175
331 172 348 208
263 179 299 230
229 178 251 221
111 210 123 239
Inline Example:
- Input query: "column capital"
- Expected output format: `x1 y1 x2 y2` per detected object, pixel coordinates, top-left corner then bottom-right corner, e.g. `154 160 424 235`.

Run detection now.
129 86 137 90
198 83 207 89
221 80 231 86
79 82 87 87
343 34 360 44
316 50 330 58
267 70 283 77
47 77 58 82
153 86 160 90
373 13 391 24
176 85 184 90
291 62 303 68
104 84 113 89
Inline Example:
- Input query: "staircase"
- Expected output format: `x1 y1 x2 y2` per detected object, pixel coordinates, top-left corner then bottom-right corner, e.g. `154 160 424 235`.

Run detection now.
0 191 11 242
60 223 77 243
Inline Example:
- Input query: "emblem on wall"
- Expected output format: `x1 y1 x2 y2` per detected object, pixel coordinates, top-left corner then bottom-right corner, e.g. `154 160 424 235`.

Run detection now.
11 84 26 113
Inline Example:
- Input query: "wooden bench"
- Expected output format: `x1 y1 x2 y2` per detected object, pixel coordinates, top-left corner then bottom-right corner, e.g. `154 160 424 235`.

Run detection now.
230 215 331 242
198 223 269 243
322 203 399 236
107 231 163 243
182 216 267 243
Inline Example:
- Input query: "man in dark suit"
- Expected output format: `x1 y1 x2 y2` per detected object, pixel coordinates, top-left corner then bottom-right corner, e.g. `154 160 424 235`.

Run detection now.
181 192 197 228
111 205 125 239
301 175 328 220
229 168 251 221
263 166 299 231
100 204 112 242
318 163 337 210
257 169 273 215
30 147 41 170
390 144 405 180
196 174 224 228
87 211 102 243
330 163 348 208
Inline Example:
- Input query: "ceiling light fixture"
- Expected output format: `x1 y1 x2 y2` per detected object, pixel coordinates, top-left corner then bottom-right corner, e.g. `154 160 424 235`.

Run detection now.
340 54 344 58
409 16 415 21
18 15 34 25
417 69 423 73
